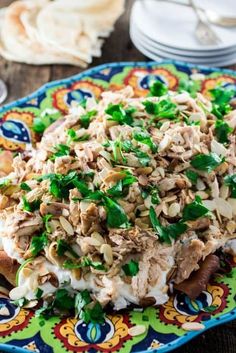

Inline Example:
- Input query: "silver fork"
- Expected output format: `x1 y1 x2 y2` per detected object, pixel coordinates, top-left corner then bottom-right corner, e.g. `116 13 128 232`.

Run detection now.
189 0 222 45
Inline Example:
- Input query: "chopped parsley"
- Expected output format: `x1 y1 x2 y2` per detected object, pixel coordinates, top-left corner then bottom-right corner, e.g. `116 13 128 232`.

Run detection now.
133 130 157 153
224 174 236 198
42 214 52 233
0 178 11 188
143 98 178 120
178 78 200 98
107 171 137 198
149 206 187 244
22 196 40 212
20 182 32 191
57 239 80 258
50 144 70 161
149 81 168 97
103 196 129 228
190 153 223 173
80 110 97 129
182 196 209 221
35 288 44 299
63 257 106 271
30 232 48 257
210 86 235 119
185 170 199 185
75 290 105 324
32 110 61 134
105 104 136 126
215 120 233 144
122 140 150 166
122 260 139 277
141 185 160 205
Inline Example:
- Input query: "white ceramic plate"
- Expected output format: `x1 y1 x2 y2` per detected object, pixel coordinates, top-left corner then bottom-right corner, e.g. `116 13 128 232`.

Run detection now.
132 0 236 52
130 27 236 67
130 20 236 58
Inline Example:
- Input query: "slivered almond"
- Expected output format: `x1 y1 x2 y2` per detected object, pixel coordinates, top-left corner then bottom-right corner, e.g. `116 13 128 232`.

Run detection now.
9 286 27 300
128 325 146 336
100 244 113 265
181 322 205 331
91 232 104 245
59 216 74 235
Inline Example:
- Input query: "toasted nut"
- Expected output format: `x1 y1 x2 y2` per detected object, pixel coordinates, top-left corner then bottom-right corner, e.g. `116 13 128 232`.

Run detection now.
219 185 229 200
168 202 180 217
128 325 146 336
83 236 102 247
24 300 38 309
136 167 153 175
0 195 8 209
9 286 27 300
71 268 81 281
91 232 104 245
100 244 113 265
59 216 74 235
181 322 205 331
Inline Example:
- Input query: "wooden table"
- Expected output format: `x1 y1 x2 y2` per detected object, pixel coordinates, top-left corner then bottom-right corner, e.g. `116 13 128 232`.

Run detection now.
0 1 235 353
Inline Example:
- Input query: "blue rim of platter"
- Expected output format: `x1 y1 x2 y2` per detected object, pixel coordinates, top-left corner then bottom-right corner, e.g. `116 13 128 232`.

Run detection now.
0 60 235 353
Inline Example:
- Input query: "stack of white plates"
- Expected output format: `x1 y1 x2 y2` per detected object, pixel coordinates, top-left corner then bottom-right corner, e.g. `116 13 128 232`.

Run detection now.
130 0 236 67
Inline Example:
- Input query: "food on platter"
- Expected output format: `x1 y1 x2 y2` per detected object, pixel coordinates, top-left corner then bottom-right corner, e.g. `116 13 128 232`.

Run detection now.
0 81 235 322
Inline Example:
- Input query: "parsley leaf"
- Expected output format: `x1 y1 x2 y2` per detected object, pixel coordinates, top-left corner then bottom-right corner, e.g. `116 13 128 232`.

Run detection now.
57 239 80 258
50 144 70 161
63 258 106 271
143 99 178 119
133 130 157 153
20 182 32 191
35 288 44 299
149 81 168 97
54 289 75 311
67 129 91 143
122 140 150 166
210 86 235 118
42 214 52 233
215 120 233 144
80 110 97 129
190 153 223 173
75 290 105 324
30 232 48 256
224 174 236 198
141 185 160 205
182 196 209 221
22 196 40 212
149 206 187 243
105 104 136 126
32 110 61 134
178 78 200 98
122 259 139 276
103 196 129 228
107 171 137 198
185 170 199 185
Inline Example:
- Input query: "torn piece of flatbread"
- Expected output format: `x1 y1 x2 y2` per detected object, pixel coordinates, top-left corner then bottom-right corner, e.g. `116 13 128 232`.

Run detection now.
0 1 87 66
36 0 124 59
0 250 19 286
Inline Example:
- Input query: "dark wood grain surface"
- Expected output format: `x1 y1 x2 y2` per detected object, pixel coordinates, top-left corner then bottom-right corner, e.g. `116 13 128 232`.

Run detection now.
0 1 236 352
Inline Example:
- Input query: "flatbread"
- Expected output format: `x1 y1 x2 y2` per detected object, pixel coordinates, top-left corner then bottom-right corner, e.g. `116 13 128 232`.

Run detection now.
0 1 87 66
36 0 124 59
0 250 19 286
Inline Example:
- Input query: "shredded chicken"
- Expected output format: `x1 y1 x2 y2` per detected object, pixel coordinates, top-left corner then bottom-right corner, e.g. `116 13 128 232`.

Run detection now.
0 84 235 316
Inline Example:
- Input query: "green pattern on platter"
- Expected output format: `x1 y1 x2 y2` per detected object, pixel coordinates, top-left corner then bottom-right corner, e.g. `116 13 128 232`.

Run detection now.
0 61 236 353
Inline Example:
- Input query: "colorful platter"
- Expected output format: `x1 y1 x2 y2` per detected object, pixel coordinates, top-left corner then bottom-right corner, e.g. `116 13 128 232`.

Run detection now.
0 61 236 353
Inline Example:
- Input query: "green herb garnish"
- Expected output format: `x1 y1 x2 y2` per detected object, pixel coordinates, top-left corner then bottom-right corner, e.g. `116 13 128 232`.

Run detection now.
215 120 233 144
57 239 79 258
42 214 52 233
80 110 97 129
190 153 223 173
178 78 200 98
143 98 178 119
182 196 209 221
224 174 236 198
107 171 137 198
22 196 40 212
103 196 129 228
122 259 139 277
20 182 32 191
32 110 61 134
75 290 105 324
35 288 44 299
133 130 157 153
149 206 187 243
0 178 11 188
50 144 70 161
30 232 48 256
210 86 235 118
185 170 199 185
149 81 168 97
105 104 136 126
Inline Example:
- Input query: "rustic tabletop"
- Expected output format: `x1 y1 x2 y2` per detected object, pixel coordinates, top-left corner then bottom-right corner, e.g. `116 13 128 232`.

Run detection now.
0 1 236 352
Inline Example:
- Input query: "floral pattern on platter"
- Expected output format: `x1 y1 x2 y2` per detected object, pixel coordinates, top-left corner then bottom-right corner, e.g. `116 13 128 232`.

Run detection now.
0 61 236 353
54 314 131 352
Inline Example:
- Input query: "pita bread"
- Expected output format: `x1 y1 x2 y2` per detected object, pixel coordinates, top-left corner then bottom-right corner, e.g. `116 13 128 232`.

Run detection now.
36 0 124 59
0 250 19 286
0 1 87 66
